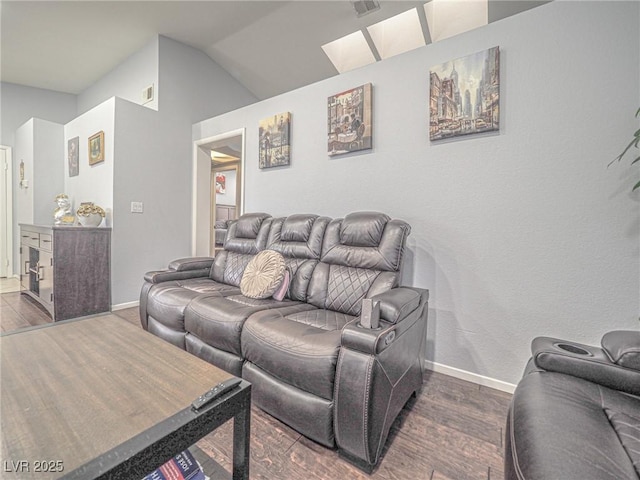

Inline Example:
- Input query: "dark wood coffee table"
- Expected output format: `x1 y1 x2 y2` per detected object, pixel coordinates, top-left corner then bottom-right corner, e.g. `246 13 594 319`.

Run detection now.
0 314 251 479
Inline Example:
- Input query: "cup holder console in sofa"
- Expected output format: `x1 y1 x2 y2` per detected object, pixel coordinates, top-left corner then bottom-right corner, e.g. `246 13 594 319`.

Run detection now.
553 342 592 355
140 211 429 473
505 330 640 480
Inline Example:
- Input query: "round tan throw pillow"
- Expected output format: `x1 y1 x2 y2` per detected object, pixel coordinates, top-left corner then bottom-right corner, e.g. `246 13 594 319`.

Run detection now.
240 250 286 299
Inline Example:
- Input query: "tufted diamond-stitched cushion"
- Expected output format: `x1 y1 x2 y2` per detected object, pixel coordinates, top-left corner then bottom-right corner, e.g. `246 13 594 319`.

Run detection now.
240 250 286 299
605 408 640 477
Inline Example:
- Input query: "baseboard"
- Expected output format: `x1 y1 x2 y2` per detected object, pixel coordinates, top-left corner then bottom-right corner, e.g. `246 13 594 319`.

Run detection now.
425 360 516 394
111 301 139 311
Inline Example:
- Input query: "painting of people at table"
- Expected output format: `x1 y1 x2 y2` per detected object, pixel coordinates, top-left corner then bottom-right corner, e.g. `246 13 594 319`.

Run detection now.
327 83 372 156
259 112 291 168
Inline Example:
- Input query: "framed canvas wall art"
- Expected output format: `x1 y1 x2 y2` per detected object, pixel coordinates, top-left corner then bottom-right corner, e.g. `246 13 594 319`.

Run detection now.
429 47 500 140
68 136 79 177
215 173 226 194
88 131 105 165
259 112 291 168
327 83 372 156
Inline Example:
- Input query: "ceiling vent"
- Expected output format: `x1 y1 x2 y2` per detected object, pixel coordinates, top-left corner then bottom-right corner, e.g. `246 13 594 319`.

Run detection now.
142 84 154 104
351 0 380 17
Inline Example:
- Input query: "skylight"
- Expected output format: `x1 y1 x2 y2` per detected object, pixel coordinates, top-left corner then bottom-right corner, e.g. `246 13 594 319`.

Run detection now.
424 0 488 42
367 8 426 60
321 31 377 74
322 1 489 74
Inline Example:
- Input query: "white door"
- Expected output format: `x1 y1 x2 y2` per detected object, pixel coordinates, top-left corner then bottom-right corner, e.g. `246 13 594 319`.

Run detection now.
0 146 13 278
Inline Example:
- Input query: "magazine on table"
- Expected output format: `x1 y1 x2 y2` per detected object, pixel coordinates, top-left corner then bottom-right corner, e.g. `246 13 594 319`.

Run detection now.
142 449 208 480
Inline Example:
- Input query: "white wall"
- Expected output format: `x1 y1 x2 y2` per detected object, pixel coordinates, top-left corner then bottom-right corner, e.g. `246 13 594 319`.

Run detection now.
0 82 77 147
12 118 64 269
14 120 35 227
103 38 256 306
32 119 64 224
9 34 259 306
13 118 64 225
193 1 640 386
77 37 159 115
111 98 175 305
159 36 257 124
64 98 116 225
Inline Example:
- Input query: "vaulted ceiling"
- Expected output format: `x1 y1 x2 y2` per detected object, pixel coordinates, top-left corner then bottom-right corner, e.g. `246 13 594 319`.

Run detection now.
0 1 547 100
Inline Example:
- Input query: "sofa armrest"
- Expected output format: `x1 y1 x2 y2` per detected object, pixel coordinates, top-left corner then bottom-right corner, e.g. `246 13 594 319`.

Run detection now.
143 257 214 284
334 286 429 470
342 287 427 355
371 287 424 324
531 333 640 396
341 321 396 356
167 257 215 271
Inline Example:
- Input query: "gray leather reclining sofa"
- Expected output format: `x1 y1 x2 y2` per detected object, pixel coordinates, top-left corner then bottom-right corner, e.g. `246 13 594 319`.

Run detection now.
505 330 640 480
140 211 429 472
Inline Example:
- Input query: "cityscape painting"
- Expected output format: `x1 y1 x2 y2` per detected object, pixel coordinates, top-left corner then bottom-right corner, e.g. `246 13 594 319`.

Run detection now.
259 112 291 168
327 83 372 156
429 46 500 141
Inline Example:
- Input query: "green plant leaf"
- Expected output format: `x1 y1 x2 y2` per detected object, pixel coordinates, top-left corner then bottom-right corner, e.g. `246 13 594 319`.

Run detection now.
611 106 640 192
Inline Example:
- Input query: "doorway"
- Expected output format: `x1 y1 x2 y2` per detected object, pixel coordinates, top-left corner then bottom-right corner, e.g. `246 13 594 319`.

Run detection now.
211 154 241 254
192 129 245 257
0 145 14 280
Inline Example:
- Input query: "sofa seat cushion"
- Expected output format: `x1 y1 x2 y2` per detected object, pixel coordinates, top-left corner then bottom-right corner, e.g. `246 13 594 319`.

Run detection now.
241 308 357 400
174 278 241 295
243 362 335 447
146 287 211 331
184 293 314 357
507 370 640 480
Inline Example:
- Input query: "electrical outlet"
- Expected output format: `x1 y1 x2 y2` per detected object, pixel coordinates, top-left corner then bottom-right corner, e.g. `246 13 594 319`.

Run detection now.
131 201 143 213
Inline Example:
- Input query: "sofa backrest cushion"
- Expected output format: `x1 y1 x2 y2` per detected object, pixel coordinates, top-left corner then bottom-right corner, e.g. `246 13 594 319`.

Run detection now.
266 214 331 301
268 214 329 259
225 213 272 253
210 213 272 286
307 212 411 315
321 212 410 272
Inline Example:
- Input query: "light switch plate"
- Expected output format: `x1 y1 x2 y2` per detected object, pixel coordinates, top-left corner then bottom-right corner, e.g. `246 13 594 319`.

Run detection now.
131 201 143 213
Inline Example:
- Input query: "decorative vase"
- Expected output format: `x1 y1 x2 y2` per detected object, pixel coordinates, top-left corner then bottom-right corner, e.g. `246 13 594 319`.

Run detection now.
76 202 105 227
53 193 74 225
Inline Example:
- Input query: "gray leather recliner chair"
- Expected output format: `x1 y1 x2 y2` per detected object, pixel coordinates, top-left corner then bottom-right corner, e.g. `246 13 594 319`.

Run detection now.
505 331 640 480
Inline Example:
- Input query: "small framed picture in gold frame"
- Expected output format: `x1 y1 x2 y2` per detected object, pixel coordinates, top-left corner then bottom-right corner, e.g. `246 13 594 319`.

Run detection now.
88 131 105 165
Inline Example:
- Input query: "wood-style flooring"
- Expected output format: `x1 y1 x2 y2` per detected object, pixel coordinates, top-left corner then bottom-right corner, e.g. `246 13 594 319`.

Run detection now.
0 291 512 480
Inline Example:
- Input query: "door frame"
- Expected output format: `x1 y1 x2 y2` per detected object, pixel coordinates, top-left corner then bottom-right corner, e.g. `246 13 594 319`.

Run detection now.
0 145 14 278
191 128 245 256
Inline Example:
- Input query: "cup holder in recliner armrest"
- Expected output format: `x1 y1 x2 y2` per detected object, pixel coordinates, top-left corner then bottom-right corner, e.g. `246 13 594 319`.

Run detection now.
554 343 592 356
530 335 640 396
532 337 604 371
